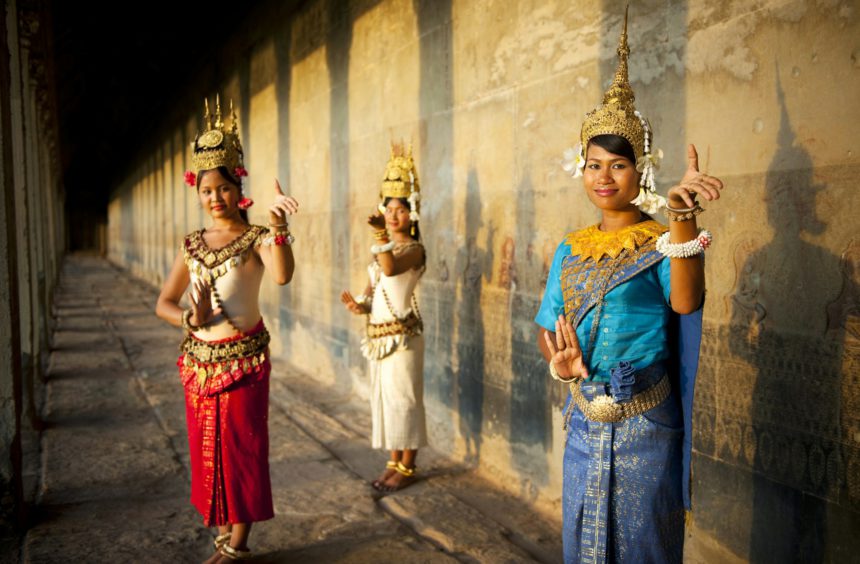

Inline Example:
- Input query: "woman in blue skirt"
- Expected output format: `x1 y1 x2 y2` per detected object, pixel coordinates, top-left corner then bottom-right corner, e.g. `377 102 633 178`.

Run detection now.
535 9 724 563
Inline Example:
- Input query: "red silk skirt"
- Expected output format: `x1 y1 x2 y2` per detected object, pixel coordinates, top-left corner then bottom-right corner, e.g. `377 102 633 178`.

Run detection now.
179 321 274 526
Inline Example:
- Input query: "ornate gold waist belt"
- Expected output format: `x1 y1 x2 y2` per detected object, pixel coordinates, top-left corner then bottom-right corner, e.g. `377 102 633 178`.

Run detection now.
365 311 422 339
180 329 270 365
570 375 671 424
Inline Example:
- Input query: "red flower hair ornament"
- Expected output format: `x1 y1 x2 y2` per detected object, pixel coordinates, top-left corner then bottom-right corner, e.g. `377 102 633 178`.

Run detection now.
184 170 197 187
234 167 249 178
237 197 254 210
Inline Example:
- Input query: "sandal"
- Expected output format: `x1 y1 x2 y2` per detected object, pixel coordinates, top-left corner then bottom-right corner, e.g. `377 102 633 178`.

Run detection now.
372 460 398 491
213 532 232 551
219 544 253 560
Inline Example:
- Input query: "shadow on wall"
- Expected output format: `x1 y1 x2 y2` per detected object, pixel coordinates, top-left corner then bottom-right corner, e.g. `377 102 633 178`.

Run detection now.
728 65 859 562
508 167 550 496
414 0 457 447
326 0 353 387
274 10 295 359
454 167 491 464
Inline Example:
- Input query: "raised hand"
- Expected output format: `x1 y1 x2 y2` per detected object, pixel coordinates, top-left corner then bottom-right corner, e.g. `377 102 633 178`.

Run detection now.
340 290 367 315
188 278 221 328
667 144 724 208
543 314 589 381
268 179 300 224
367 211 387 232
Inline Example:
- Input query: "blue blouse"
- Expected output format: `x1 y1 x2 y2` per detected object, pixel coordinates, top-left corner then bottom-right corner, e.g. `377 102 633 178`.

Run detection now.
535 238 672 382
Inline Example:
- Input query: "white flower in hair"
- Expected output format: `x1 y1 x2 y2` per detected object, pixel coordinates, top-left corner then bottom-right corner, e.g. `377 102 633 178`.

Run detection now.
631 188 666 215
562 143 586 178
407 189 420 222
636 148 663 173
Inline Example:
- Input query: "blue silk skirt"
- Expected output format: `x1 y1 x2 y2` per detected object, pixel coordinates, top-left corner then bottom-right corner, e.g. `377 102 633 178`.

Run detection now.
562 367 685 563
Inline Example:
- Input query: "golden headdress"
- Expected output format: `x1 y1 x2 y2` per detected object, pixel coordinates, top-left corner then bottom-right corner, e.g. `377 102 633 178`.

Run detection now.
185 95 247 187
580 7 644 159
563 6 665 213
379 142 421 222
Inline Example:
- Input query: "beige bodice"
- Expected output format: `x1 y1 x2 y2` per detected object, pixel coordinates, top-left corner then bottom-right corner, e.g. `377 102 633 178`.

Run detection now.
368 261 423 323
360 243 425 361
183 225 267 341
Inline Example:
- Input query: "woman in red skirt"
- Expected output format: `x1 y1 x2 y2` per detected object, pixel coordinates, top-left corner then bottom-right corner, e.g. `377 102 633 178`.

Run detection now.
156 97 298 562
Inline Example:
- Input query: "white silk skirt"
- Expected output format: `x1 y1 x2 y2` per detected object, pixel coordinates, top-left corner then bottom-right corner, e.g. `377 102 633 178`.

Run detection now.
369 334 427 450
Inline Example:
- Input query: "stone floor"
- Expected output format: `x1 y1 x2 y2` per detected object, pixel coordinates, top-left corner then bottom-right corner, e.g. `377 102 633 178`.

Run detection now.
18 255 564 563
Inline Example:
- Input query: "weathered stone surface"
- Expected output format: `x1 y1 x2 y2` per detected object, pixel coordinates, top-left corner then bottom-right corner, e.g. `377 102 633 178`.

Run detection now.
105 1 860 558
380 482 534 563
254 534 458 564
22 256 560 562
23 499 208 563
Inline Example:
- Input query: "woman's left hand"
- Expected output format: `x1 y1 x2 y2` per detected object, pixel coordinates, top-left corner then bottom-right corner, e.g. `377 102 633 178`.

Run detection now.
268 179 300 224
666 144 724 208
367 212 386 232
340 290 368 315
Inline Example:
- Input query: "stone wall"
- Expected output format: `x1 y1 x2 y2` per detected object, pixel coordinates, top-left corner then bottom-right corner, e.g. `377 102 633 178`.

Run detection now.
106 0 860 558
0 0 65 532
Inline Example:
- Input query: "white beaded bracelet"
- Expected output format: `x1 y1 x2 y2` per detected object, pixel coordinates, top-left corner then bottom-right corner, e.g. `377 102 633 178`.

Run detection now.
655 229 712 258
354 294 368 305
371 241 396 254
261 232 295 246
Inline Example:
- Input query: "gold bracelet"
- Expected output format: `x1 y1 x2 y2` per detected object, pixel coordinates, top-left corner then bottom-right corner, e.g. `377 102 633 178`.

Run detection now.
181 308 200 333
664 203 703 222
373 229 389 241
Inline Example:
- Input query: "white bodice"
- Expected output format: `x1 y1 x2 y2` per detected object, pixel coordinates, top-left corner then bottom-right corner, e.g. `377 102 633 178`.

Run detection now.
183 226 267 341
368 261 422 323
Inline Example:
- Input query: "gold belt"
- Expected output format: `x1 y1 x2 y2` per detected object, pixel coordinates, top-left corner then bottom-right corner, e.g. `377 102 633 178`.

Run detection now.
180 329 270 364
570 375 671 424
365 311 422 339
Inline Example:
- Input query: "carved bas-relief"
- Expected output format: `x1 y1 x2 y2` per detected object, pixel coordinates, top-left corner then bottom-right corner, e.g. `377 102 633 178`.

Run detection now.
695 69 858 562
827 238 860 503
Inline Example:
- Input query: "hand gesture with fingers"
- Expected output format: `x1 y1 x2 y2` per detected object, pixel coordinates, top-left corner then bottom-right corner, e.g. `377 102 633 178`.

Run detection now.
543 314 589 381
667 144 725 208
188 278 221 328
340 290 368 315
367 212 386 232
268 179 300 225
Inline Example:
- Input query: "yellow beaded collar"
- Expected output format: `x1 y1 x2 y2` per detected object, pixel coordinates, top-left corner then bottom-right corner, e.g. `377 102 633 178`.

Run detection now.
565 220 667 263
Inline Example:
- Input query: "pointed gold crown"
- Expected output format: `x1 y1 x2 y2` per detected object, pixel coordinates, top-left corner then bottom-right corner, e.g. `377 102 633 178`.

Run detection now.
380 142 419 201
190 95 245 175
580 6 647 159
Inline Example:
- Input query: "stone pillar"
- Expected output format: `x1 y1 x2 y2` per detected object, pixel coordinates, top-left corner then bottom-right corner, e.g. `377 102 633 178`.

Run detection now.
0 0 64 528
0 0 24 531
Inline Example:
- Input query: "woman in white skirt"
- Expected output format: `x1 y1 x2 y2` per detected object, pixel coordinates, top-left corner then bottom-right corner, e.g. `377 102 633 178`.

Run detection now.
341 144 427 492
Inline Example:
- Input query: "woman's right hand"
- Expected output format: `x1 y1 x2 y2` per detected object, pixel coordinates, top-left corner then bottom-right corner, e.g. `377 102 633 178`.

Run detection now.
544 314 589 380
188 278 221 327
340 290 367 315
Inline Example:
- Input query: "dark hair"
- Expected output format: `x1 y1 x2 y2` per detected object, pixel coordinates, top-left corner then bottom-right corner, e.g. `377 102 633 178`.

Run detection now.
383 196 420 241
588 134 636 165
197 166 249 222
